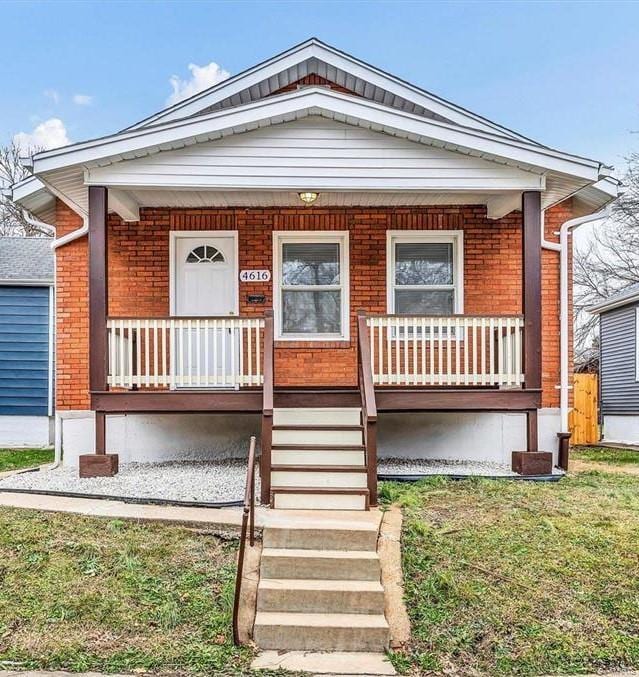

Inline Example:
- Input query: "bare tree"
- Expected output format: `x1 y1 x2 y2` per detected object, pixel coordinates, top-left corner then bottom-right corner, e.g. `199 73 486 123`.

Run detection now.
0 141 53 237
574 152 639 368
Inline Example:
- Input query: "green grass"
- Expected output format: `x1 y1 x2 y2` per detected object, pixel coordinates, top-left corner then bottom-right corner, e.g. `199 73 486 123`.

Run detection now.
571 445 639 465
0 448 54 472
383 473 639 675
0 508 255 675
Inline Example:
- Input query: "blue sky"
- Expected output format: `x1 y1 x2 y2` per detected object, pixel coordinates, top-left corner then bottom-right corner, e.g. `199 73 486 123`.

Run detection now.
1 0 638 175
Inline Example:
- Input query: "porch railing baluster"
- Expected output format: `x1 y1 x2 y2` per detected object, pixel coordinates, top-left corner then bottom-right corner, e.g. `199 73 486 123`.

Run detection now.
364 314 524 388
106 316 266 391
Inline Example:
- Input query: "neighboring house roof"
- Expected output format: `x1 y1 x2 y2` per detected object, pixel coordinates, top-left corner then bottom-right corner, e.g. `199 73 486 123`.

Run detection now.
9 37 619 225
589 282 639 314
0 236 54 284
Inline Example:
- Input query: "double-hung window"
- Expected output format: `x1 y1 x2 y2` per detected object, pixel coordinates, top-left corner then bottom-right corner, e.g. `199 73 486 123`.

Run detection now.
274 232 349 340
387 231 463 316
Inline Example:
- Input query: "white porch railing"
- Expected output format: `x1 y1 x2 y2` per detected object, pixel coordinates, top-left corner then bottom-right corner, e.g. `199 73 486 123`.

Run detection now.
107 317 265 389
366 315 524 387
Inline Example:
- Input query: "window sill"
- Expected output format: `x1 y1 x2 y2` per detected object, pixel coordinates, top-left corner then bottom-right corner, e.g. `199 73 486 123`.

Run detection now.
275 339 352 350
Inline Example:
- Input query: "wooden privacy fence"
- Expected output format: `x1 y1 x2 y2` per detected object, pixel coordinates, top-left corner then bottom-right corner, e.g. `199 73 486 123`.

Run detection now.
569 373 599 444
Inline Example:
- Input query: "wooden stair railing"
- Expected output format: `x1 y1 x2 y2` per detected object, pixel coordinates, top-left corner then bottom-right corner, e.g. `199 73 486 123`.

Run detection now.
232 435 257 646
260 309 274 505
357 310 378 507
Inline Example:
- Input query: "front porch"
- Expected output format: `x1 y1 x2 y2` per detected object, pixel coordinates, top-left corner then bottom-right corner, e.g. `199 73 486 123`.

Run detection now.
80 187 551 505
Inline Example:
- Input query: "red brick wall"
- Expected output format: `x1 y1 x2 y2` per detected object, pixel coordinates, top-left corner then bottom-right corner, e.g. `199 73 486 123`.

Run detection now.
55 200 572 409
55 201 89 410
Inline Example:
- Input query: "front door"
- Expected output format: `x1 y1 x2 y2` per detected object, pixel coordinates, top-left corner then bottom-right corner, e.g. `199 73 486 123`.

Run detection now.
173 234 237 387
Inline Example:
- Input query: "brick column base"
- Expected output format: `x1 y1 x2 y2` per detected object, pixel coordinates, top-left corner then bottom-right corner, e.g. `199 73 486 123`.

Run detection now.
511 451 553 476
79 454 119 478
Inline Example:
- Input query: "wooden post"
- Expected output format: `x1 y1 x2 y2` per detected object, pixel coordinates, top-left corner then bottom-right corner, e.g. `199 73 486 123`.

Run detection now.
522 191 542 395
512 192 552 475
260 309 274 504
80 185 118 478
89 186 108 394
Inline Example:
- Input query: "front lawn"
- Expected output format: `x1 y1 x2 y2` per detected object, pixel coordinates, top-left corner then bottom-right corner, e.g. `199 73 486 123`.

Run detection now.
572 444 639 466
0 448 54 473
0 508 251 674
384 473 639 675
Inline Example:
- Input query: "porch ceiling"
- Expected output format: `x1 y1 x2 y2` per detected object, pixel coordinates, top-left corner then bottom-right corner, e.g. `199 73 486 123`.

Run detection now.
112 188 525 216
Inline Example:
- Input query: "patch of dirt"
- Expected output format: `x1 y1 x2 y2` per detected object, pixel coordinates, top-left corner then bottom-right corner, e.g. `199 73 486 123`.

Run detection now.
571 459 639 475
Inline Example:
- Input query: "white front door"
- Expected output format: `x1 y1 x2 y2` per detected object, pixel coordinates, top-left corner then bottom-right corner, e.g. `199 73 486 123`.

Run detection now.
173 234 237 387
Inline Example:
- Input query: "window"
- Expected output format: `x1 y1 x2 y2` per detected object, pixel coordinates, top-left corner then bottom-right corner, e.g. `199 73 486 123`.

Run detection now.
387 231 463 315
274 232 349 340
186 245 225 263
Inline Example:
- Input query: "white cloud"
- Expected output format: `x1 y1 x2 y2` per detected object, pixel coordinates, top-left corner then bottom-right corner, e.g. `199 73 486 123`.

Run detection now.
13 118 70 151
43 89 60 104
167 61 230 106
73 94 93 106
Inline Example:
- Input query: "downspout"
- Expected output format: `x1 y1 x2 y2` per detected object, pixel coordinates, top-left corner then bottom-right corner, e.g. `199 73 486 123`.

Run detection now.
540 206 612 434
22 210 55 236
51 216 89 249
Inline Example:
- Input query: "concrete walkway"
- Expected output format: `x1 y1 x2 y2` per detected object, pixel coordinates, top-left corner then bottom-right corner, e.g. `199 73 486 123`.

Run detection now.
0 490 385 531
0 489 252 527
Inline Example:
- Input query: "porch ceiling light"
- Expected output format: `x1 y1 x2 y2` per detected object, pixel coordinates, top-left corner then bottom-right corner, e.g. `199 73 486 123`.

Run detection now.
298 191 319 205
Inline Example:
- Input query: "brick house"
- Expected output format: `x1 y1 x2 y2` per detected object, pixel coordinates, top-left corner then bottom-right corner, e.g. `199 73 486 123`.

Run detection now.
8 38 617 508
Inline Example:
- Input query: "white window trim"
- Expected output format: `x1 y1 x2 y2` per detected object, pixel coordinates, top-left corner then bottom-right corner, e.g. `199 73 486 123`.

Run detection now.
635 307 639 381
273 230 350 341
169 230 239 317
386 230 464 315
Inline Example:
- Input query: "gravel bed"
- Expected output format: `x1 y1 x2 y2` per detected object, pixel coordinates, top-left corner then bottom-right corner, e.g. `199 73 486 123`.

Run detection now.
378 457 564 477
0 459 256 504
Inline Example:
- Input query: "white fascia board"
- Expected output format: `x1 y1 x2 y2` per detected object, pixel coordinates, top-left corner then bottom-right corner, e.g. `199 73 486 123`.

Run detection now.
125 38 537 143
11 175 47 202
32 88 603 184
589 290 639 315
0 278 54 286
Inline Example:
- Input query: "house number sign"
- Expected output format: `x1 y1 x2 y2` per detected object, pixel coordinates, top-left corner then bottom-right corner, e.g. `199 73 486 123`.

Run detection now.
239 269 271 282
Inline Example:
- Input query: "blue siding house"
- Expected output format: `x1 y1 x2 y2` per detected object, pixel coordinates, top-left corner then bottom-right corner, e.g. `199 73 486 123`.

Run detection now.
0 237 54 446
591 283 639 445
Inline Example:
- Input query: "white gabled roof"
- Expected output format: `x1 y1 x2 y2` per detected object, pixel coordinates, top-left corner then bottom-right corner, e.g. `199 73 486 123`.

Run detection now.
123 37 543 144
31 87 608 181
9 38 618 224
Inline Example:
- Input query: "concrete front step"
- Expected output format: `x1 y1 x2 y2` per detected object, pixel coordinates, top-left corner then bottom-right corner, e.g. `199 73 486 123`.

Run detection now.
272 427 364 446
253 611 390 652
271 468 368 488
271 448 366 466
273 407 362 426
272 489 368 511
251 650 396 675
263 523 378 551
257 578 385 614
261 548 381 581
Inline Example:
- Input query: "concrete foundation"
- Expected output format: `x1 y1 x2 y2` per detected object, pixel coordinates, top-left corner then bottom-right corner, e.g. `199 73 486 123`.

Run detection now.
58 408 561 468
0 415 53 447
